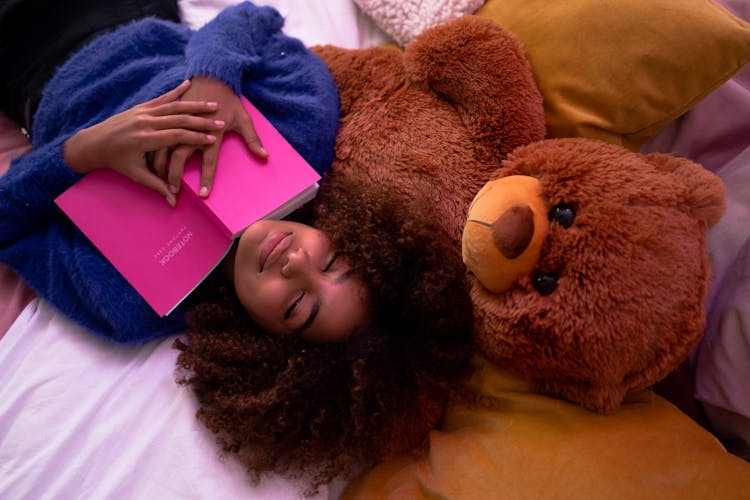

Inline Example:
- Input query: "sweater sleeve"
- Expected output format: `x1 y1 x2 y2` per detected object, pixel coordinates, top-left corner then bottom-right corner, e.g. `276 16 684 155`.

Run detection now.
184 1 283 94
0 136 79 243
186 1 341 175
0 140 186 342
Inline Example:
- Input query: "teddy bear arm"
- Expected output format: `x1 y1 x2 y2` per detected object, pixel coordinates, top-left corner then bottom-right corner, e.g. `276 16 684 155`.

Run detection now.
403 16 546 160
313 44 405 117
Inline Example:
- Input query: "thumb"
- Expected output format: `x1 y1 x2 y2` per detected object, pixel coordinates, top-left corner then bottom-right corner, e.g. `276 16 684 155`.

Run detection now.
130 169 177 207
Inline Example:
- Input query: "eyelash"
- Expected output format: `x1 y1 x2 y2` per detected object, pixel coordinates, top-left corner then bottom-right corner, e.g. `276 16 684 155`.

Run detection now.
323 252 339 272
285 253 338 321
285 292 305 320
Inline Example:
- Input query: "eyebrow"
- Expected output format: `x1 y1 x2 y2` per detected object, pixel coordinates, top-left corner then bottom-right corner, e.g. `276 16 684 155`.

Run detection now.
295 269 354 336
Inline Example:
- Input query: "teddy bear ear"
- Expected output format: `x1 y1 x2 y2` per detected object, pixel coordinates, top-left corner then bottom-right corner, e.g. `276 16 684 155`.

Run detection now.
642 153 726 228
402 16 545 159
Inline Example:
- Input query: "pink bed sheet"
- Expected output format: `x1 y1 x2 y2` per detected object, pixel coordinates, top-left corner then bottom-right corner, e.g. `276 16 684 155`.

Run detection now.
0 114 33 340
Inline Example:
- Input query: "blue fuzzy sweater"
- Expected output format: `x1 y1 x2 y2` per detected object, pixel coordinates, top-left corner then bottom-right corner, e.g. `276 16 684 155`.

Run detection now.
0 2 340 343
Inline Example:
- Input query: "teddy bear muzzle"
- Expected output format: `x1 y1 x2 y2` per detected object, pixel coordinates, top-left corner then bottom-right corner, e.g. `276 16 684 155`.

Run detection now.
462 176 549 293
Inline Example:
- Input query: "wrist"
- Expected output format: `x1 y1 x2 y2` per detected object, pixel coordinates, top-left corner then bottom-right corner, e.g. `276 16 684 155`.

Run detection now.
63 128 96 175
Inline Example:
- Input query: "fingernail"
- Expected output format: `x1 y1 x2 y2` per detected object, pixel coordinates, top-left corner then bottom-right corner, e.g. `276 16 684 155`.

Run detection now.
259 147 269 157
199 186 209 197
207 102 218 109
182 80 190 86
206 134 216 142
166 195 176 207
169 184 179 194
213 120 225 127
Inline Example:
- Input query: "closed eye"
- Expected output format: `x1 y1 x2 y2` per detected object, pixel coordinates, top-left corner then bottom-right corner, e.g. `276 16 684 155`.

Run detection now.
284 291 305 320
323 252 339 272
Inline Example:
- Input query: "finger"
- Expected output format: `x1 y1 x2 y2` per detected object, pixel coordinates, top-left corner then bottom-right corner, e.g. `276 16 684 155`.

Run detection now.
199 143 220 197
238 116 268 159
130 167 176 206
152 149 169 178
167 145 197 194
150 114 224 132
141 129 217 152
146 80 191 107
152 100 219 116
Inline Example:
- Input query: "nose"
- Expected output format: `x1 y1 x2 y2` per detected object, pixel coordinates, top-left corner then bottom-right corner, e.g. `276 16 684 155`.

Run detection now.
281 247 310 278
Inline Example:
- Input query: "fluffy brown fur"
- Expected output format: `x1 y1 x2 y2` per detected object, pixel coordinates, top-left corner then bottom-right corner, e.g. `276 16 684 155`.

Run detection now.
312 15 545 248
175 173 474 492
467 138 726 412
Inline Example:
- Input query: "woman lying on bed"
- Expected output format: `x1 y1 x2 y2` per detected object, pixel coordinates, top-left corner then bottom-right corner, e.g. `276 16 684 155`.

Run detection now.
0 0 342 342
0 0 475 491
58 79 371 345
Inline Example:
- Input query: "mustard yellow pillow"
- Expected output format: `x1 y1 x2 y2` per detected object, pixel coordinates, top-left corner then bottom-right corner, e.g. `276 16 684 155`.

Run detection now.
477 0 750 149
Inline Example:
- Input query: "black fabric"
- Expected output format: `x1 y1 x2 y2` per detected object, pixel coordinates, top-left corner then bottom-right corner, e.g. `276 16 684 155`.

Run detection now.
0 0 180 129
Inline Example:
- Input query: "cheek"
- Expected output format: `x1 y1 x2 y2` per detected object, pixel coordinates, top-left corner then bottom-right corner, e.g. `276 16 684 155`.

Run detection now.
234 275 287 323
235 229 260 275
326 282 369 337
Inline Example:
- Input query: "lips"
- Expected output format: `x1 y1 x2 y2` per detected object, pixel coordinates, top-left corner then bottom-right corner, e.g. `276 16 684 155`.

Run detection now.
259 231 293 271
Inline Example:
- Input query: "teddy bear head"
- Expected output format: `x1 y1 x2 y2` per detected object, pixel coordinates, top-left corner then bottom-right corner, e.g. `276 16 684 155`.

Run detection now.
313 15 545 245
463 138 726 413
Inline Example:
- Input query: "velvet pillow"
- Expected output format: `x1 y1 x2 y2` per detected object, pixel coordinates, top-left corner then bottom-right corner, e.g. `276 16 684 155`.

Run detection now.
475 0 750 149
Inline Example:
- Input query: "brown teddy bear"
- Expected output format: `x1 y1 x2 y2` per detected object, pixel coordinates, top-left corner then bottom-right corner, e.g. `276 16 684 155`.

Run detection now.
342 139 750 499
463 137 726 413
312 14 750 498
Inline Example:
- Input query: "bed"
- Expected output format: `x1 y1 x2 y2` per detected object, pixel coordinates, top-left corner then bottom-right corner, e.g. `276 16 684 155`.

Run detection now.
1 0 749 498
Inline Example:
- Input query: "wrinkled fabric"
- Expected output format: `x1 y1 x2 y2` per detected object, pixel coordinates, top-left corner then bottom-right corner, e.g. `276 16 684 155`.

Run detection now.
344 356 750 499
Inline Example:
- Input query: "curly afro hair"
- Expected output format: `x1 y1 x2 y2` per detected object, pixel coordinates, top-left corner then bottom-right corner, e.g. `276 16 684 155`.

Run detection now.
174 173 474 492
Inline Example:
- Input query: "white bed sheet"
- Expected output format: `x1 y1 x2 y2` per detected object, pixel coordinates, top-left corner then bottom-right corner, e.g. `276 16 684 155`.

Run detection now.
179 0 391 47
0 299 336 499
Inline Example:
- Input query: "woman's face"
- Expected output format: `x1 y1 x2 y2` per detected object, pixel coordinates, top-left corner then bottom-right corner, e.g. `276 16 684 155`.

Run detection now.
233 220 369 342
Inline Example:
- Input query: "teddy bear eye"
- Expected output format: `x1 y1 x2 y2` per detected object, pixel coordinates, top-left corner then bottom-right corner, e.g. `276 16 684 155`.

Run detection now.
532 271 558 296
549 204 575 228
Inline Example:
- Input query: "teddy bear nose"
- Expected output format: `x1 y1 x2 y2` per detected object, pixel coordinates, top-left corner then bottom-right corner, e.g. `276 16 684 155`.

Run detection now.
492 205 535 259
462 175 549 294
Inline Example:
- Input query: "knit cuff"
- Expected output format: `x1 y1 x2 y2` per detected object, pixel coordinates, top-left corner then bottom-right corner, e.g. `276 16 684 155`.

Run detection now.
185 2 283 94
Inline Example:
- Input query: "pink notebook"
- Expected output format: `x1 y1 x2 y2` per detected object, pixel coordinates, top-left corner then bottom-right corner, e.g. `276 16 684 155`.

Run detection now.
56 97 321 316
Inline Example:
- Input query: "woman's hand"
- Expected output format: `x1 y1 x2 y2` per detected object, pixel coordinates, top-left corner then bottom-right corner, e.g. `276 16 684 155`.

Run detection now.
63 80 223 205
154 76 268 198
